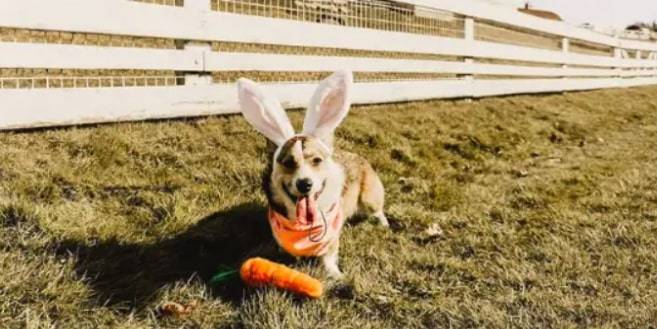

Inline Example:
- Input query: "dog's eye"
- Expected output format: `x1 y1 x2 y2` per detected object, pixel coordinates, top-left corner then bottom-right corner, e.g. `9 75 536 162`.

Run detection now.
282 158 297 169
312 157 323 166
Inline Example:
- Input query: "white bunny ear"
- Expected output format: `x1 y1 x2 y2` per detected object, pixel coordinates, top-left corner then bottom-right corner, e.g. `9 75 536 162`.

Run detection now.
237 78 295 146
302 70 353 147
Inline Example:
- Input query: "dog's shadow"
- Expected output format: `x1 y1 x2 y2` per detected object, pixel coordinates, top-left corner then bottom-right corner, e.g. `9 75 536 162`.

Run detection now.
58 202 296 308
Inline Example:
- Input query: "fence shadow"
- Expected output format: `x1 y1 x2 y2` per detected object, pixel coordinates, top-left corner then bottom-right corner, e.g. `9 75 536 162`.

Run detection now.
57 202 296 308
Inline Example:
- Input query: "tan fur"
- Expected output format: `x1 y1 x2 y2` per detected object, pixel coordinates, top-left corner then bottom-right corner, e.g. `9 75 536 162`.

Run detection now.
334 150 385 220
265 136 388 278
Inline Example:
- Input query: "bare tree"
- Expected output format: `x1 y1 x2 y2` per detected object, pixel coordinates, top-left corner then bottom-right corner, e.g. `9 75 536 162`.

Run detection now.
627 20 657 32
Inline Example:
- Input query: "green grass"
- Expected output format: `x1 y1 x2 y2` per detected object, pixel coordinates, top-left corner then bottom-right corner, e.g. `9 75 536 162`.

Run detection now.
2 85 657 328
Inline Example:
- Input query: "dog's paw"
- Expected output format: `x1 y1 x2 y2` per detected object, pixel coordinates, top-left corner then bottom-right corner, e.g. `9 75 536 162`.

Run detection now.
326 267 344 280
375 213 390 228
328 271 345 281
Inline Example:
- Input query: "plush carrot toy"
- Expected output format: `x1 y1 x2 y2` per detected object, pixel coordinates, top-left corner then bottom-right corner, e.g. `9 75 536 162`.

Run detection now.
210 257 323 299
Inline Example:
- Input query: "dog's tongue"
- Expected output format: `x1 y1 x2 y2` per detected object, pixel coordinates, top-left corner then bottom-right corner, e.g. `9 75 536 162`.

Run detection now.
296 196 317 225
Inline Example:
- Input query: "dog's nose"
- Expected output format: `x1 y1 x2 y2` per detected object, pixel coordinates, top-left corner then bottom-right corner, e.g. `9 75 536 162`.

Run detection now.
296 179 313 194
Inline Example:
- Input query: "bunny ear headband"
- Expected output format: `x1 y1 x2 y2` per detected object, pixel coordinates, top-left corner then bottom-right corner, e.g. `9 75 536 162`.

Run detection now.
236 70 353 154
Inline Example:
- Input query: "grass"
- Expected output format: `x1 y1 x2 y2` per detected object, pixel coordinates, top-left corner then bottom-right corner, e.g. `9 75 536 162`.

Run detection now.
1 85 657 328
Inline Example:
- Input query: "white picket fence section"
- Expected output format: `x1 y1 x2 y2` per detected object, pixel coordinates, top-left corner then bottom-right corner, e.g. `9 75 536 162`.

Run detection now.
1 0 657 129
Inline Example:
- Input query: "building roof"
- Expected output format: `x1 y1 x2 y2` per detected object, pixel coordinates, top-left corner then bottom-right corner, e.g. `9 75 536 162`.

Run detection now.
517 8 562 21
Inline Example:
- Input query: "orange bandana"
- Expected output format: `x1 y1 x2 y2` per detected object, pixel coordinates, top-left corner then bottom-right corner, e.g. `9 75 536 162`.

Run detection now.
268 201 344 257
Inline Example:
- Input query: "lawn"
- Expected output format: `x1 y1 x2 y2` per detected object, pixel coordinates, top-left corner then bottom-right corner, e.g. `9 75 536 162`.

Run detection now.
1 85 657 328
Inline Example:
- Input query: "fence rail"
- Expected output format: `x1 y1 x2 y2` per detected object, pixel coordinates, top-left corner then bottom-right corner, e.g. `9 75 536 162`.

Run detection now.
1 0 657 129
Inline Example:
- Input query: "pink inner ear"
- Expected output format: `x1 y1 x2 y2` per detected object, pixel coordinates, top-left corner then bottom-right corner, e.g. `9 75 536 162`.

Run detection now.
318 87 345 126
241 89 281 138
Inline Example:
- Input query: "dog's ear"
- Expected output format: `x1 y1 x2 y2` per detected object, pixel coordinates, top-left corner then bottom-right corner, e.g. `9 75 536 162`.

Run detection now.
302 70 353 147
237 78 295 146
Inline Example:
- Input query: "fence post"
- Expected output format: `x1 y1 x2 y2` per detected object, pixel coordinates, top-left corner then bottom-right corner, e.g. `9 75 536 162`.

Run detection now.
561 38 569 84
464 17 474 41
182 42 212 86
181 0 212 86
611 31 621 78
613 42 624 87
464 17 475 101
635 50 644 77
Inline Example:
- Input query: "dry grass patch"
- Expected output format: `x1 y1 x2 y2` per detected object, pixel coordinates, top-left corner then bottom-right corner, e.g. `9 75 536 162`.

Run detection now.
1 86 657 328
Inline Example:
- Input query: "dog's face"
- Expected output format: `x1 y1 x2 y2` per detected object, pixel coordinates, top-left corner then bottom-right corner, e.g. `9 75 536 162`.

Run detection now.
272 136 332 200
237 70 353 207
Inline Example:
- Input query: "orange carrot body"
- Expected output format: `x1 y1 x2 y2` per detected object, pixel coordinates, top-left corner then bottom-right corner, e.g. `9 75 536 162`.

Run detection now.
240 257 323 299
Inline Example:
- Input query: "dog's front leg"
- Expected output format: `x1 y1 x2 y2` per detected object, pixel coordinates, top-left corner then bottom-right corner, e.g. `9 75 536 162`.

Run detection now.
322 240 343 279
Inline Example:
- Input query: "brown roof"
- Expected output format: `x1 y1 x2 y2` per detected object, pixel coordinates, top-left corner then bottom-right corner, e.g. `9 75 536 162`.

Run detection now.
518 8 562 21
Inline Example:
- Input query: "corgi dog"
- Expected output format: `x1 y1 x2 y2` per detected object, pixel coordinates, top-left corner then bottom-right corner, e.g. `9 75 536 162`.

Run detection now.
237 71 389 279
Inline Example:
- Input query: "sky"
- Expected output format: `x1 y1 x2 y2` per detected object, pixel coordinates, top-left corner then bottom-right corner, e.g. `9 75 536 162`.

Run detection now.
483 0 657 29
531 0 657 29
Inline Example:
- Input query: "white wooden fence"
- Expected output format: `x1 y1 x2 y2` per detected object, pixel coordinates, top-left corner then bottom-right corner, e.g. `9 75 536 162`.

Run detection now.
1 0 657 129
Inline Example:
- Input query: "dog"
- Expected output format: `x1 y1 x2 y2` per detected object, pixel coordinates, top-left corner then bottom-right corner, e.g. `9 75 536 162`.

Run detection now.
237 70 389 279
